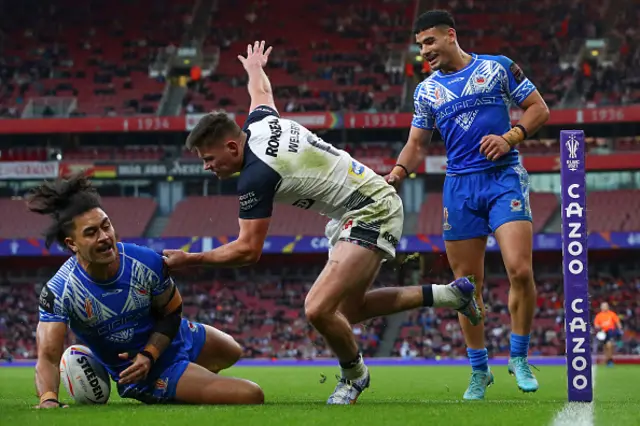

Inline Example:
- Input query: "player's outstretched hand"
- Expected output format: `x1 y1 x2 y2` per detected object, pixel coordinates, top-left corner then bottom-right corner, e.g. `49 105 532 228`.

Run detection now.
237 40 272 70
162 249 192 271
479 134 512 161
118 352 152 385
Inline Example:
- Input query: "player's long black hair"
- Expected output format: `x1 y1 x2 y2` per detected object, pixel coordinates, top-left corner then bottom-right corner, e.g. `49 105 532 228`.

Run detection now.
26 172 102 248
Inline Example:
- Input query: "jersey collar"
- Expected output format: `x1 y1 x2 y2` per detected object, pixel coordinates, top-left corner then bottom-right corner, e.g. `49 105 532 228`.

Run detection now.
74 242 126 286
435 53 477 78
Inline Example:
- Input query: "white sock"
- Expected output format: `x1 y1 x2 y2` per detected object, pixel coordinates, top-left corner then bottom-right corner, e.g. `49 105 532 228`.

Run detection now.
432 284 461 308
341 356 368 380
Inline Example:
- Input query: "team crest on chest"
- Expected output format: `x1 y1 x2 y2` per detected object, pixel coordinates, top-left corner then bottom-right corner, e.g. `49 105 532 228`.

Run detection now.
434 87 444 107
84 297 94 319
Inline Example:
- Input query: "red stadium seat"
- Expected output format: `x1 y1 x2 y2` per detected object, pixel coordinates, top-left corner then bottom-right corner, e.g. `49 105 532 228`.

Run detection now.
0 197 156 239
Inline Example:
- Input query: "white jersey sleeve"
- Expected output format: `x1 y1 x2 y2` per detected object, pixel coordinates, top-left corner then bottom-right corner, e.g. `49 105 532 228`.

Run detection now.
238 105 396 221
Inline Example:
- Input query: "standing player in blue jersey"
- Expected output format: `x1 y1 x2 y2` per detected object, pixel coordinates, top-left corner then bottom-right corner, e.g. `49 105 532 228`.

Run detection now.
30 173 263 408
387 11 550 400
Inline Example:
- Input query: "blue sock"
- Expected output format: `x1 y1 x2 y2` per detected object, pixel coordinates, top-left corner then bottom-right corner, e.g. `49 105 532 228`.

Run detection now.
510 333 530 358
467 348 488 372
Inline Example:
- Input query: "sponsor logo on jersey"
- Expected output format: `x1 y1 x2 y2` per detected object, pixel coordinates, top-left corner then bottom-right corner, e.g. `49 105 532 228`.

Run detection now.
348 161 365 178
265 118 283 157
239 191 259 212
106 328 135 343
101 289 123 297
97 310 147 336
435 96 501 122
292 199 315 209
39 285 55 314
443 207 452 231
254 106 274 114
509 62 526 84
448 77 465 85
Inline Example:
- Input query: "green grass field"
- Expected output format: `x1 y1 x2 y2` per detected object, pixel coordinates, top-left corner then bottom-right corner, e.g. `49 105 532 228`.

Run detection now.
1 365 639 426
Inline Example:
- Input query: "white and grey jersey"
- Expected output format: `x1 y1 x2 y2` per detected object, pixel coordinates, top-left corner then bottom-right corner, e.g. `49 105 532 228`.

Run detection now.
237 106 396 221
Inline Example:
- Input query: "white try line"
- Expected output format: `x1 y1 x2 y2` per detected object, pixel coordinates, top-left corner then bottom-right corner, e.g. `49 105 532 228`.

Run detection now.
550 365 596 426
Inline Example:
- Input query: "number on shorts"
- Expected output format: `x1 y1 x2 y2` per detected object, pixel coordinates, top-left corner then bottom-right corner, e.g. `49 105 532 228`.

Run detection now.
307 134 340 156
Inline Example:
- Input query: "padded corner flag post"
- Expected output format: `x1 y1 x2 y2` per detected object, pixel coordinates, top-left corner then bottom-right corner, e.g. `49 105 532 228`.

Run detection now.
560 129 593 402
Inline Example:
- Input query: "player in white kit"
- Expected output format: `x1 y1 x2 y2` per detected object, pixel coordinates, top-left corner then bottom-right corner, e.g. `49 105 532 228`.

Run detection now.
163 41 482 404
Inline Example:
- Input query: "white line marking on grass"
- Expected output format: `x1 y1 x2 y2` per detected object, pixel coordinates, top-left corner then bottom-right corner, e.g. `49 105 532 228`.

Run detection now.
550 365 596 426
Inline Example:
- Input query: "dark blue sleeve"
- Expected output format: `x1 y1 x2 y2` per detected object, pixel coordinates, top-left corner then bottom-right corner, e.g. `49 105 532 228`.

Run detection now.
243 105 280 130
237 150 281 219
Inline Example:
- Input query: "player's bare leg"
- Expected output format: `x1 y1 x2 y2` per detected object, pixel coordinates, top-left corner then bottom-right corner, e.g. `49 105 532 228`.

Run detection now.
304 242 381 405
305 241 480 405
339 268 481 326
494 221 536 335
174 363 264 404
445 237 494 400
494 220 539 392
194 325 243 373
305 244 377 355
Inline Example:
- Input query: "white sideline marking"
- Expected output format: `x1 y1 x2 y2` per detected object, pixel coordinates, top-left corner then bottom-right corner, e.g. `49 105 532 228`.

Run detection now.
550 365 596 426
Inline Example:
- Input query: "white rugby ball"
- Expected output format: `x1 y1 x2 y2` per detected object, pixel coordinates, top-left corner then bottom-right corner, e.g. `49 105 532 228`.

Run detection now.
59 345 111 404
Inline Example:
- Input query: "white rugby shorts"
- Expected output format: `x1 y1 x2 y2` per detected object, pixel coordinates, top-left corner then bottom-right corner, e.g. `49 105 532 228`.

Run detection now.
324 192 404 260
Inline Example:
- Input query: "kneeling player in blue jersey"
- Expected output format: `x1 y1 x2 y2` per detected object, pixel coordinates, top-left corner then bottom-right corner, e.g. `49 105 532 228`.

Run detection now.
387 11 550 399
30 173 263 408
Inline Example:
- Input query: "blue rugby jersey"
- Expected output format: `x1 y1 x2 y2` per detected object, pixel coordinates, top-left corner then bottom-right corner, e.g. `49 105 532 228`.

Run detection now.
38 242 182 380
412 54 537 174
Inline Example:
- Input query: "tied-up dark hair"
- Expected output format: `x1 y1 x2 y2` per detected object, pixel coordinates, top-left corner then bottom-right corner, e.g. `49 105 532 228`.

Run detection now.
26 172 102 249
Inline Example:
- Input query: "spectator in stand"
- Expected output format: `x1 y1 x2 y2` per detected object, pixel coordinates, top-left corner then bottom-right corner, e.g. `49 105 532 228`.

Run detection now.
594 302 623 367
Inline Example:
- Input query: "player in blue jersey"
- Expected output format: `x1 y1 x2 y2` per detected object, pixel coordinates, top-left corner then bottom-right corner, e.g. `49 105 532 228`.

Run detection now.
30 173 263 408
387 11 550 400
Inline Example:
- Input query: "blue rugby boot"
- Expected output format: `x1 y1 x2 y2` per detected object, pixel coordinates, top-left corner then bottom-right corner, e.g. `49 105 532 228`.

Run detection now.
508 356 539 393
463 369 495 400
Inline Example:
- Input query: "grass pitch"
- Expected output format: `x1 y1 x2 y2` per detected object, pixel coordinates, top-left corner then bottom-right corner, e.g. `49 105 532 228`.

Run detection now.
1 365 639 426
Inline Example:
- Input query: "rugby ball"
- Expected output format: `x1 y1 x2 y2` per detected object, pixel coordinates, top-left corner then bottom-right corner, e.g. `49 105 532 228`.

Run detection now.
59 345 111 404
